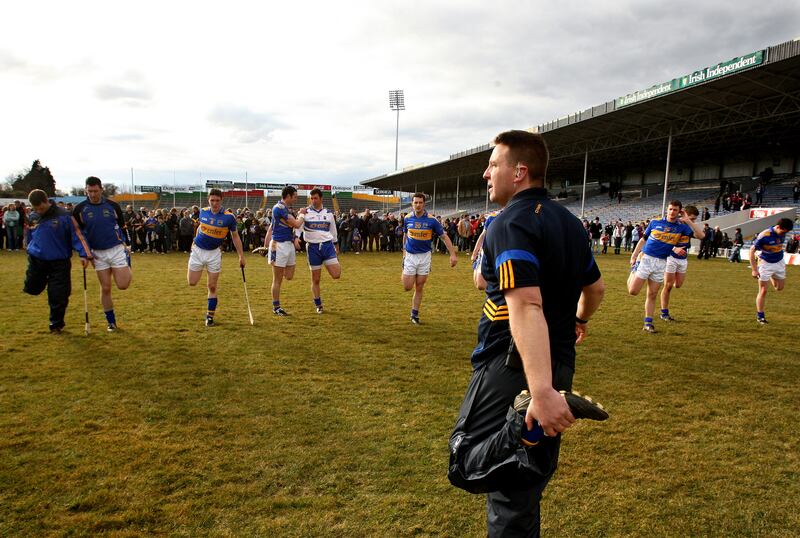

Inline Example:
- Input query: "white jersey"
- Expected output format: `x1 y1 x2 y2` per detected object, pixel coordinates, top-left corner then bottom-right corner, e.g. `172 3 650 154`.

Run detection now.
297 206 338 244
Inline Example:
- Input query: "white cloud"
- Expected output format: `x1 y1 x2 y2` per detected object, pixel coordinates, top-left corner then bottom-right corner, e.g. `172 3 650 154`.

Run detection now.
0 0 797 191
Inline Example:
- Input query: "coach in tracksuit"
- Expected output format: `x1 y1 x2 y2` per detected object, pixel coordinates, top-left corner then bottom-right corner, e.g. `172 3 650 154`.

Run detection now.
23 190 92 333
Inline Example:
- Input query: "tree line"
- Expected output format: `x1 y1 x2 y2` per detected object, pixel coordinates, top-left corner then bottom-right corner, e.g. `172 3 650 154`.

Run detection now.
2 160 117 198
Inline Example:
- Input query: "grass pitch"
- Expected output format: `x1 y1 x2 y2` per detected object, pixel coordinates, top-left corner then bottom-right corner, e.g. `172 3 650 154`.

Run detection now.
1 249 798 536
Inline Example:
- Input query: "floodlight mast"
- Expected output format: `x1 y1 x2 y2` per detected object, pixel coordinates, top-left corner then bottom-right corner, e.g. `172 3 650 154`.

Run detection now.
389 90 405 171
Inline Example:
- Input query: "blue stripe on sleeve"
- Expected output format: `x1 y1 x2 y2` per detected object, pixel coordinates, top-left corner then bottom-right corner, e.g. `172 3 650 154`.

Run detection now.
495 249 539 271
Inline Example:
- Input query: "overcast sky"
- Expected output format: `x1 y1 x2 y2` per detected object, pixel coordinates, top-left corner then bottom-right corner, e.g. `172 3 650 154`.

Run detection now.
1 1 798 192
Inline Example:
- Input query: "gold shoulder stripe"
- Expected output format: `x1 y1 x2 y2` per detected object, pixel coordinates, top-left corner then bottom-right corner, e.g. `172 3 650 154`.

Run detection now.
505 261 515 288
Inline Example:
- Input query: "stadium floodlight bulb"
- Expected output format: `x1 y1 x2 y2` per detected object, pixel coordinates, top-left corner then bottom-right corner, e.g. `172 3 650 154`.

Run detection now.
389 90 405 111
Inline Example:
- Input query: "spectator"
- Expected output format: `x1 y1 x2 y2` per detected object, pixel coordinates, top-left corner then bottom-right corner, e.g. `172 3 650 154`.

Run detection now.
360 209 370 251
0 203 5 250
167 208 179 251
729 227 744 262
589 217 602 253
15 200 26 250
144 211 158 252
702 207 710 221
698 223 713 259
624 221 633 251
793 181 799 203
4 203 20 251
351 225 362 254
368 213 382 252
178 210 194 252
613 221 624 254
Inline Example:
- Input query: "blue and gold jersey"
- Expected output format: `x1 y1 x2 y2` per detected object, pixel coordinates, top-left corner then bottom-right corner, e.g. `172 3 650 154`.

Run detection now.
754 226 786 263
193 207 236 250
473 188 601 370
403 211 444 254
642 219 693 259
72 198 126 249
271 201 295 242
669 229 694 259
484 209 501 231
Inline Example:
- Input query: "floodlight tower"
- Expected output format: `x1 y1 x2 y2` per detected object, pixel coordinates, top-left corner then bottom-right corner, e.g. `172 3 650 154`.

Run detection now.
389 90 405 171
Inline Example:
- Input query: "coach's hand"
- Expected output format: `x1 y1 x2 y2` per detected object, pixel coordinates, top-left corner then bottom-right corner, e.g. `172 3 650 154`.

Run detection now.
528 387 575 437
575 320 588 344
449 253 457 267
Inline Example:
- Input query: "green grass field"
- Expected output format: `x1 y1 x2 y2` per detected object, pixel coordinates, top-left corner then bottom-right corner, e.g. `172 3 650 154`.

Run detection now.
1 249 798 537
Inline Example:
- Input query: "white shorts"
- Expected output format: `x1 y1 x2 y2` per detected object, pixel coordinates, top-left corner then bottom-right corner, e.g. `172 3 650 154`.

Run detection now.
665 256 688 274
270 241 296 268
758 259 786 281
188 246 222 273
93 244 130 271
403 251 432 276
635 254 667 283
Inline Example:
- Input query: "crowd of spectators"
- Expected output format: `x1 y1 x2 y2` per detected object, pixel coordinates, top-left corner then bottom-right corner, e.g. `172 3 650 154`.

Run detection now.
3 192 798 259
582 217 646 255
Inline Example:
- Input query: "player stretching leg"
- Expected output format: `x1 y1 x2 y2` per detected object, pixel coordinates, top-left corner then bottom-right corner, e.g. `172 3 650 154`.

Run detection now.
659 205 700 322
73 176 132 332
401 192 457 324
750 217 793 324
264 186 306 316
300 188 340 313
187 189 245 327
627 200 704 333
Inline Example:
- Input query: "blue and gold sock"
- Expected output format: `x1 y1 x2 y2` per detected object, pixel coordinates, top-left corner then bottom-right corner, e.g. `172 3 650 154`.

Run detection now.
207 298 218 320
411 309 419 318
644 316 654 326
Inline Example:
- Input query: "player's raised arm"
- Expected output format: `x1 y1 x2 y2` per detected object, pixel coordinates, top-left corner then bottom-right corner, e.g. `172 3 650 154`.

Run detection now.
680 209 705 240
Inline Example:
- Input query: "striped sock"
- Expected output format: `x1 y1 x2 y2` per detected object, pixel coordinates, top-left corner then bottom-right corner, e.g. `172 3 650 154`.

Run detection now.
644 316 653 326
411 309 419 318
660 309 669 316
207 298 218 319
273 300 280 310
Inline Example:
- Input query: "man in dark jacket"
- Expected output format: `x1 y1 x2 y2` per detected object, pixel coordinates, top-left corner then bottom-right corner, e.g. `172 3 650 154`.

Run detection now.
24 190 93 333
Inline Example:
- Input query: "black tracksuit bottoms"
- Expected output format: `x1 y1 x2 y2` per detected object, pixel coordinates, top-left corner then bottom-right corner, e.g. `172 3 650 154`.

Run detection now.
23 255 72 331
449 353 574 537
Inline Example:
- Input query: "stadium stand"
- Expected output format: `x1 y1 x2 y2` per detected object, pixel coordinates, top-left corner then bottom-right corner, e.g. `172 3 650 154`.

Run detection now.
362 38 800 232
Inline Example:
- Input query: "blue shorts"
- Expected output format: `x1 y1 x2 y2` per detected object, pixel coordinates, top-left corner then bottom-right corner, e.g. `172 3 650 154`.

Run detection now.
307 241 338 269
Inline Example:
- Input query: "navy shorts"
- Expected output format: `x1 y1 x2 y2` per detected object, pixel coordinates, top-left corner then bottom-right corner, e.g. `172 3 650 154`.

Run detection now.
307 241 338 269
